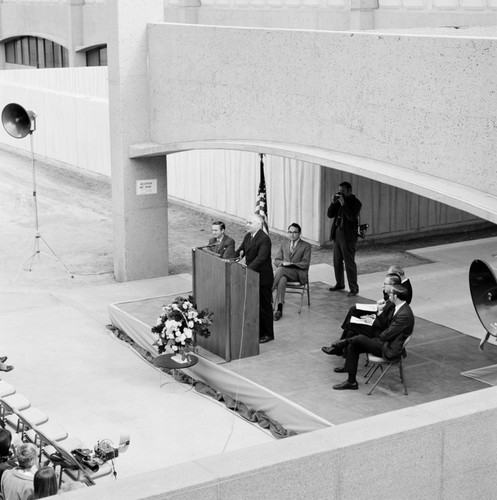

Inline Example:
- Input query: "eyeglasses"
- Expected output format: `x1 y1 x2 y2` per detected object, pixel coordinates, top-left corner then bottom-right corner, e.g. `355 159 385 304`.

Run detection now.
288 231 299 234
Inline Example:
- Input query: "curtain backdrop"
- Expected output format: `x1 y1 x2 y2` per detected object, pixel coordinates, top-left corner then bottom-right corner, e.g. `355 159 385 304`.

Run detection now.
167 150 322 242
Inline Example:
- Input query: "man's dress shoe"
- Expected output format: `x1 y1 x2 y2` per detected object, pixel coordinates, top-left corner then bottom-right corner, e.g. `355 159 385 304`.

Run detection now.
329 285 345 292
333 365 346 373
333 380 358 390
259 336 274 344
274 311 282 321
322 346 339 355
347 290 359 297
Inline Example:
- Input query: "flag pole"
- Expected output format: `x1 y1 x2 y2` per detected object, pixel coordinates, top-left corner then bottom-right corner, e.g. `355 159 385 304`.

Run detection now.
255 153 268 234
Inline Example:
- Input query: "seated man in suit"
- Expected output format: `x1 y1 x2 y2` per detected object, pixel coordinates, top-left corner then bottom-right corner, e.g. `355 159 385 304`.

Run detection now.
332 284 414 390
387 264 413 304
272 223 312 321
208 221 236 259
322 273 401 356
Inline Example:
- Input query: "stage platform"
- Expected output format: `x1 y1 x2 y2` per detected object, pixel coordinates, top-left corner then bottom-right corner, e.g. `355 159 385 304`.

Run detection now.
109 293 333 435
109 279 497 427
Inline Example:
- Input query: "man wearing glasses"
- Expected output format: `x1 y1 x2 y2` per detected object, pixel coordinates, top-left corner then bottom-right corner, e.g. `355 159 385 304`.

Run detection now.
333 284 414 391
272 223 311 321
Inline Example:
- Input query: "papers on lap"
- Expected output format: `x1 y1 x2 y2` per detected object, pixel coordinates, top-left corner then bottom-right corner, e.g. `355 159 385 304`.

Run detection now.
350 316 373 326
356 303 378 312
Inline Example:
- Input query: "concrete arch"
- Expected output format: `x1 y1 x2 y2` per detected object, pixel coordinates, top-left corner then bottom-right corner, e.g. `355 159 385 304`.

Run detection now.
130 139 497 225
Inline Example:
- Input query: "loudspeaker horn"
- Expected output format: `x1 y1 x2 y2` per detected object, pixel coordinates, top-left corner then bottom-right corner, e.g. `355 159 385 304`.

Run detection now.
469 259 497 349
1 103 36 139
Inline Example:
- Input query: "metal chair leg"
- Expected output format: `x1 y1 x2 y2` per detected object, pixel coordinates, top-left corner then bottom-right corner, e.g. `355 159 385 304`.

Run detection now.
364 364 382 383
367 363 393 395
298 287 304 313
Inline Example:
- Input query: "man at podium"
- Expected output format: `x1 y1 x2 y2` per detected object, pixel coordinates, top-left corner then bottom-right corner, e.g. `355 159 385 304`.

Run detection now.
236 214 274 344
208 221 236 259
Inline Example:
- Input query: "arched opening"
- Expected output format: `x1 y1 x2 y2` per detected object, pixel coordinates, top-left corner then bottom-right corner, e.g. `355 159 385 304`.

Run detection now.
3 36 68 68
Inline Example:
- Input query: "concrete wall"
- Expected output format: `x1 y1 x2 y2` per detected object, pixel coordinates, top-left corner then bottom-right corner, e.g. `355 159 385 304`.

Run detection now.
62 386 497 499
0 67 111 176
142 23 497 223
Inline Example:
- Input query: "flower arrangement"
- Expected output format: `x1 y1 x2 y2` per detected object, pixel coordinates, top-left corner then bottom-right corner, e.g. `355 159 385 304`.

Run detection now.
151 295 213 359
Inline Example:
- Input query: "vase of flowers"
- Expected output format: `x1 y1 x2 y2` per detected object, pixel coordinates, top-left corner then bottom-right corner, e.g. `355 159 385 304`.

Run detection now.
151 295 213 363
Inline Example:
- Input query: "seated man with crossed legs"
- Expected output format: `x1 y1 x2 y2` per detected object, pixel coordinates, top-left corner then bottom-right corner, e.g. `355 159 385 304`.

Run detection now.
333 284 414 390
322 273 401 359
272 223 311 321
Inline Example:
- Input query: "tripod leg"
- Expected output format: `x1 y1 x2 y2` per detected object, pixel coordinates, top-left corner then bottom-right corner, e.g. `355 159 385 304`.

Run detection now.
37 234 73 277
14 236 40 283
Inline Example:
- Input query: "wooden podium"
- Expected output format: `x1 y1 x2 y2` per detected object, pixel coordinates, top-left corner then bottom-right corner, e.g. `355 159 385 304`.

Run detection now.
192 248 259 361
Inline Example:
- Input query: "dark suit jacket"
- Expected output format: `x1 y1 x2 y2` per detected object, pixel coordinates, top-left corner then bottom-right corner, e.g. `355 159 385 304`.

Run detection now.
379 302 415 360
208 235 236 259
327 194 362 242
236 230 273 286
403 278 413 305
273 239 312 284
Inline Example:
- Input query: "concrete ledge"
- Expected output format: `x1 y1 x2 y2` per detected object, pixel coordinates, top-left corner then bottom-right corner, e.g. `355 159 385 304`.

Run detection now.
65 386 497 499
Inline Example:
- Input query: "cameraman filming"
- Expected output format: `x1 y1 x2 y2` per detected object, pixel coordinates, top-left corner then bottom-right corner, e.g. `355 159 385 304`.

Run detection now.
327 181 362 297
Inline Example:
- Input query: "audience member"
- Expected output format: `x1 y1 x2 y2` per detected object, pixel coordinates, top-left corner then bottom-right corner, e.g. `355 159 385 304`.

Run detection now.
327 181 362 297
0 429 16 484
387 264 413 304
272 223 311 321
236 214 274 343
333 284 415 390
208 221 236 259
1 443 38 500
27 467 57 499
322 273 401 358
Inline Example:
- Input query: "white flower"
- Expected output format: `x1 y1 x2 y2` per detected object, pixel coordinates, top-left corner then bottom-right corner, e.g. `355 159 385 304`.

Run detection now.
184 328 193 339
188 321 194 328
172 345 178 351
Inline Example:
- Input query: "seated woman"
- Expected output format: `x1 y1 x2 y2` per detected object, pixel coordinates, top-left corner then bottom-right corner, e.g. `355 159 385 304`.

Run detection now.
0 429 17 484
27 466 58 500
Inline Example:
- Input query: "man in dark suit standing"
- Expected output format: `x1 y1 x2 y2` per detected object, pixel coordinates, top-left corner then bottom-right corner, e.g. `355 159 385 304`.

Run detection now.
272 223 312 321
208 221 236 259
236 214 274 344
327 181 362 297
333 284 414 390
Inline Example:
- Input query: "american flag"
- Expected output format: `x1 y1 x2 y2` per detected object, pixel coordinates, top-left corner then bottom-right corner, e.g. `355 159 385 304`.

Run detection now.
255 153 269 234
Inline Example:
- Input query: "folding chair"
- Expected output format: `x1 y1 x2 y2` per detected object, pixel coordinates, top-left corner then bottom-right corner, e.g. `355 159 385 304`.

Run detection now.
285 280 310 314
364 336 412 396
